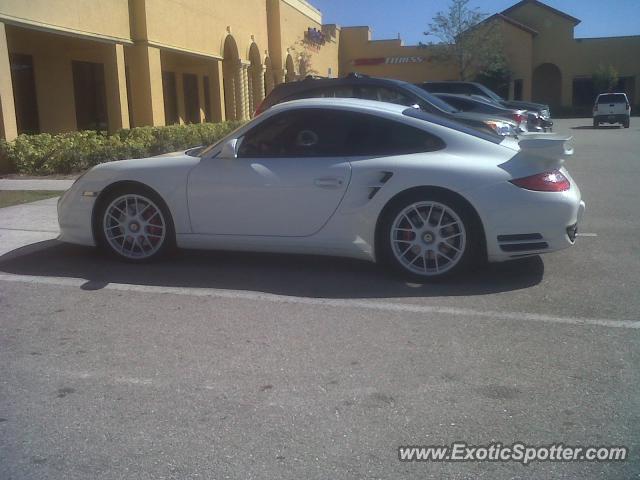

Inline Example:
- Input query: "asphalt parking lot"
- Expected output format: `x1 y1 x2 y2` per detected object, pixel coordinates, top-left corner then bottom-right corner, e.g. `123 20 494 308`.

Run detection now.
1 118 639 479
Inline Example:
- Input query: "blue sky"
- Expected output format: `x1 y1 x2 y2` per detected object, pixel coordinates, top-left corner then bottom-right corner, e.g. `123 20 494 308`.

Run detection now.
311 0 640 45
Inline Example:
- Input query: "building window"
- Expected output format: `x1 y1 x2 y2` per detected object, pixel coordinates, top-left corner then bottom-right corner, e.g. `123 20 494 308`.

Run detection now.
513 79 523 101
203 76 212 122
72 61 108 131
162 71 179 125
10 53 40 134
183 73 200 124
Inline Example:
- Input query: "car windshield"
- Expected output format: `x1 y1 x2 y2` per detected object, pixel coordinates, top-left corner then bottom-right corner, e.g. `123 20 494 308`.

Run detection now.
398 82 460 113
598 93 626 103
475 84 504 102
402 107 503 144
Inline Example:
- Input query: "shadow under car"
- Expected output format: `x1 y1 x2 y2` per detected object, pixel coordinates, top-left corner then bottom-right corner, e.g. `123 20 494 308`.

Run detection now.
0 240 545 299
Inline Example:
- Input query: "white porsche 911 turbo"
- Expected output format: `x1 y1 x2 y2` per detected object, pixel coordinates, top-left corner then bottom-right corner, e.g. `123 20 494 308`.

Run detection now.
58 98 585 280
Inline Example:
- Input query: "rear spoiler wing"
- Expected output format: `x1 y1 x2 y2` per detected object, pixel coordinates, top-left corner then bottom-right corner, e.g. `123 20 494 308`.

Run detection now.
517 134 573 169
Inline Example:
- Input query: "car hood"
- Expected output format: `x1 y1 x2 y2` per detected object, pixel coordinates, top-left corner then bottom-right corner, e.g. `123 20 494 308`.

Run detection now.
91 150 200 173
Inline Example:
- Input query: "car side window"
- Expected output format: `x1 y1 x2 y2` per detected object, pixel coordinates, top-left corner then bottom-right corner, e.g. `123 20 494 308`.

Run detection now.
344 112 445 156
324 86 355 98
358 86 413 106
441 96 468 111
237 109 351 158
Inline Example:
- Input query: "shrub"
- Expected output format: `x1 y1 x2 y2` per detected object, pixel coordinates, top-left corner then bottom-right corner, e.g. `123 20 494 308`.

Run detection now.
3 121 245 175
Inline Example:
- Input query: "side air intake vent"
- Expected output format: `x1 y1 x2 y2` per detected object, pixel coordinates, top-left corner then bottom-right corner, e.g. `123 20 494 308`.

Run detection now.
368 171 394 200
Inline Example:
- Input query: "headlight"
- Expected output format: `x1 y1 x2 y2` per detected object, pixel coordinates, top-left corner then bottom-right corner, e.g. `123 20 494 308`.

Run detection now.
484 120 516 136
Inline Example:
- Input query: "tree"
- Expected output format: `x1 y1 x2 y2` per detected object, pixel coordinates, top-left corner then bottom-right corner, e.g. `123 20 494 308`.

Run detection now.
424 0 510 81
289 38 319 80
592 64 619 94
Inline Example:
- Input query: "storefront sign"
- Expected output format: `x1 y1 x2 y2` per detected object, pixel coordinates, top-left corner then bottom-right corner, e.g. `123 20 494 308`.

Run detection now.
352 56 427 66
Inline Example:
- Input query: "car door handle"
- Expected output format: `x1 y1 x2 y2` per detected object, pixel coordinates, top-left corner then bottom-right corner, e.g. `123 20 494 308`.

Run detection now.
314 177 344 188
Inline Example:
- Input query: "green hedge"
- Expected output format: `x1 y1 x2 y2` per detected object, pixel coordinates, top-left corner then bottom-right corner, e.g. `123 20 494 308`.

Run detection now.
0 121 245 175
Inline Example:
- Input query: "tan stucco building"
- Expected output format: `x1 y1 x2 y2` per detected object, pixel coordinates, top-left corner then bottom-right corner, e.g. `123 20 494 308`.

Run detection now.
340 0 640 111
0 0 340 140
1 0 638 141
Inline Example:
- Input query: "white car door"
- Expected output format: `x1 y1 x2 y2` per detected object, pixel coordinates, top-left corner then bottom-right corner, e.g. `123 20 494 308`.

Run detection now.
187 109 352 237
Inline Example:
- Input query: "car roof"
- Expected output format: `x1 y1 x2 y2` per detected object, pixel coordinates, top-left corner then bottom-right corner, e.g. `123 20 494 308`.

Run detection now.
272 75 413 92
269 97 409 115
422 81 483 86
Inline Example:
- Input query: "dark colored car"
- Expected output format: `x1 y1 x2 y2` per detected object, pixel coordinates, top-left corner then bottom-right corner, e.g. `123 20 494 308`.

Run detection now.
433 93 543 132
256 74 518 137
419 81 552 131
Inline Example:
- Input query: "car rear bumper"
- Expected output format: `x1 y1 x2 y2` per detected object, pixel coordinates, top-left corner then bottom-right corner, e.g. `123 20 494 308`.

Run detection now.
466 174 585 263
594 114 629 123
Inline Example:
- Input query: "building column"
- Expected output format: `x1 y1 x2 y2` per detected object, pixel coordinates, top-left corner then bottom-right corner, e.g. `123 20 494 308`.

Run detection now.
197 74 207 122
254 65 266 111
247 66 255 116
127 44 165 127
176 73 186 124
264 67 275 96
208 60 225 122
224 63 237 121
241 63 250 119
274 68 286 85
0 22 18 143
234 60 249 121
104 43 130 132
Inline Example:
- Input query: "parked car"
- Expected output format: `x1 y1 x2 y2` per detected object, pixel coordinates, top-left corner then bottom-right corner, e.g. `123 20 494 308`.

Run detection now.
419 81 553 131
593 93 631 128
58 98 585 281
433 93 543 132
256 74 518 137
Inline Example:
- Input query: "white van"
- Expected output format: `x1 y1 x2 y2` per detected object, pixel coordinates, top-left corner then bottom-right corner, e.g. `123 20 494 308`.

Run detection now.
593 93 631 128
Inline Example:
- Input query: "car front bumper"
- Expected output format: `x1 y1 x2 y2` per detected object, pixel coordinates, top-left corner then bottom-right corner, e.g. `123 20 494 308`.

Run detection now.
57 184 97 246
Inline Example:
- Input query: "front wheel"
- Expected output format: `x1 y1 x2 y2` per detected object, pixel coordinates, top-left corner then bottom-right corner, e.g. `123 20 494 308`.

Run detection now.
624 119 630 128
96 187 175 262
593 119 599 128
378 193 478 281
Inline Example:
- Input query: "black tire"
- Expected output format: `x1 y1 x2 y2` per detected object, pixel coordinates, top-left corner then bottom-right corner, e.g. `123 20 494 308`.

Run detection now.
624 119 630 128
95 185 175 263
593 119 599 128
377 190 481 282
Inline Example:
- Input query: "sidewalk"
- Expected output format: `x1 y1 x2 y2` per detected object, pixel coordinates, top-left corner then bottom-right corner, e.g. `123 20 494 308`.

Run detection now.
0 197 60 256
0 179 74 191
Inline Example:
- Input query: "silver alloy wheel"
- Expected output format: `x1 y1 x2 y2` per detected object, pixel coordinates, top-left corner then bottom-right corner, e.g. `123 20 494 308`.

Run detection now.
390 201 466 276
102 194 166 260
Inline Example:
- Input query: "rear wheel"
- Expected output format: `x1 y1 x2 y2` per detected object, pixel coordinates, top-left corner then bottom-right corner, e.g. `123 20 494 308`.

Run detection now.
378 192 479 281
624 118 630 128
96 187 175 262
593 119 599 128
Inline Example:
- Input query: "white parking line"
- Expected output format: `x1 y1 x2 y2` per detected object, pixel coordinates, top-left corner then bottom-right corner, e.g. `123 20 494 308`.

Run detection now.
576 233 598 237
0 272 637 330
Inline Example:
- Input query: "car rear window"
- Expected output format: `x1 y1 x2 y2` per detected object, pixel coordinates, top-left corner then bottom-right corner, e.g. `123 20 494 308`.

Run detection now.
598 94 627 104
403 108 503 144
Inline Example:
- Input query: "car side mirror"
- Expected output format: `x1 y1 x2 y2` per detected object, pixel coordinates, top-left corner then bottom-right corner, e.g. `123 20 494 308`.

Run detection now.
219 138 238 159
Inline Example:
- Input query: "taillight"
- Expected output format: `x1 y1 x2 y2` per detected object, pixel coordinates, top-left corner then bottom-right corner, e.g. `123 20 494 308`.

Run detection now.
593 105 597 114
512 113 525 124
510 170 570 192
626 102 630 110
